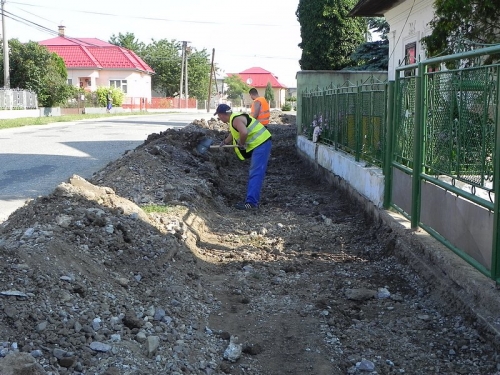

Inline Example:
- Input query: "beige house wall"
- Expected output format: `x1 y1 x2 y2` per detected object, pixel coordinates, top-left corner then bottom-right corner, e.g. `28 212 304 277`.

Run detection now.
66 69 152 100
385 0 435 80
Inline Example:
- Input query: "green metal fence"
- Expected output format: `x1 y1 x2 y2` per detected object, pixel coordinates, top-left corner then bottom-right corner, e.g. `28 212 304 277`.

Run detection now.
390 45 500 281
300 77 387 167
299 45 500 282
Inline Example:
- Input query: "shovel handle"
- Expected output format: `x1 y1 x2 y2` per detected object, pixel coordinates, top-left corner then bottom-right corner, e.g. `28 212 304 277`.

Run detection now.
209 144 239 149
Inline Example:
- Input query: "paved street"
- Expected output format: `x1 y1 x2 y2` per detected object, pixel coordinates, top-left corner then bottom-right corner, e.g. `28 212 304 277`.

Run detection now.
0 112 211 223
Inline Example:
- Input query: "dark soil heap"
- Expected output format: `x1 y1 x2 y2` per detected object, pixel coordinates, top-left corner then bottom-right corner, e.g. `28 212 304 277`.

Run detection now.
0 111 499 375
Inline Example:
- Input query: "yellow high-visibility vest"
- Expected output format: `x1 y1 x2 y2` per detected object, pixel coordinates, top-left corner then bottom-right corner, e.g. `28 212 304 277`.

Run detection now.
229 113 271 160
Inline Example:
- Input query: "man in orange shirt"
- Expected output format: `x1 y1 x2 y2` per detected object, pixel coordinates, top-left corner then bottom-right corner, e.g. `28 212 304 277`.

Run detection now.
249 88 270 126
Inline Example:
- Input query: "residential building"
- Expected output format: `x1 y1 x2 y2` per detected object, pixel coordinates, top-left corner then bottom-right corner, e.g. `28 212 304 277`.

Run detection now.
39 26 154 100
228 67 287 108
349 0 435 80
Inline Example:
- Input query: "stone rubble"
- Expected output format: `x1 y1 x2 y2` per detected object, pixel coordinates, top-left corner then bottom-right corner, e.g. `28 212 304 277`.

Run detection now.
0 110 499 374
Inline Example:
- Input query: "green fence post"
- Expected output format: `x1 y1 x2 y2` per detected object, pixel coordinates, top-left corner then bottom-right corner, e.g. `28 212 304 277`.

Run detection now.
355 83 362 162
383 81 395 209
492 70 500 282
335 87 339 150
411 63 424 229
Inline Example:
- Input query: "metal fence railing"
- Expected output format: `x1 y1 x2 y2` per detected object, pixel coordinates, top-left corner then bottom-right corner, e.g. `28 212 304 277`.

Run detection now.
0 88 38 110
301 77 387 167
299 45 500 282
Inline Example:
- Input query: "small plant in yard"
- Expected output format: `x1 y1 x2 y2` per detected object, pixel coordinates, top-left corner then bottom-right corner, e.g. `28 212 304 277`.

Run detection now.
141 204 173 214
96 86 124 107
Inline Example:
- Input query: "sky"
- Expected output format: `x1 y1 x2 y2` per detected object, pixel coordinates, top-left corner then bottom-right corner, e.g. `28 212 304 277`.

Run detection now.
2 0 302 88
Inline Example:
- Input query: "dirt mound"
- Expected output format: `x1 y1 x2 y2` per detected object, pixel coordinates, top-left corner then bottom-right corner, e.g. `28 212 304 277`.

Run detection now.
0 111 499 375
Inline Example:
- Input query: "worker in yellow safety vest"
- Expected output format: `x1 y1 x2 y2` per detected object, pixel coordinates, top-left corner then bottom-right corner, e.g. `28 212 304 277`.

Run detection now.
214 103 272 210
249 88 270 126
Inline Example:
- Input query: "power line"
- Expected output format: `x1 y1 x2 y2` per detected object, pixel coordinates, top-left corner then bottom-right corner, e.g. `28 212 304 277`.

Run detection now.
1 7 301 62
11 4 53 24
1 9 59 37
9 1 299 28
1 10 99 47
1 5 301 72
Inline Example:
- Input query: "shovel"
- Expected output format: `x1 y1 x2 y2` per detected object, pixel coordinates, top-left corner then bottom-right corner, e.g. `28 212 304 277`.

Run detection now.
196 137 238 155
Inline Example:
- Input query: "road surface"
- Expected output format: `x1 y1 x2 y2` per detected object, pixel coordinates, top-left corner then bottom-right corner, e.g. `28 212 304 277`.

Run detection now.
0 112 211 223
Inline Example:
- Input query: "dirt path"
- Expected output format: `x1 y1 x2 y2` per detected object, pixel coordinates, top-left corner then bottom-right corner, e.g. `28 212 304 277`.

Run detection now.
0 113 499 375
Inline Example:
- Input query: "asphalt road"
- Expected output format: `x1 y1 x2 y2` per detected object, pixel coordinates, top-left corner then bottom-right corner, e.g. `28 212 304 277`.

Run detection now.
0 111 212 223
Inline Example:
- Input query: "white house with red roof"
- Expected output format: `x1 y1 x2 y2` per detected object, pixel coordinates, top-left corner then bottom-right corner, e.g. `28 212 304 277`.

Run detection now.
39 27 154 100
229 67 287 108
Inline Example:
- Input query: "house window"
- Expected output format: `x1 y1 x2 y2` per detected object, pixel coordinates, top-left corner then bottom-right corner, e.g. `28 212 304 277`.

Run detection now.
405 42 416 64
67 78 73 85
110 80 128 94
404 42 417 77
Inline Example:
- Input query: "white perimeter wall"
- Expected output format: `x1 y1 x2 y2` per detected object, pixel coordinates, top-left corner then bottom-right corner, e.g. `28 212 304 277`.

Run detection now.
297 135 385 207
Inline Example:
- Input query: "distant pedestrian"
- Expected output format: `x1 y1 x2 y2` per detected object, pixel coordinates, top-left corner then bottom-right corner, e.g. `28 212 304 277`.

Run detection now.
106 90 113 113
249 88 270 126
215 103 272 210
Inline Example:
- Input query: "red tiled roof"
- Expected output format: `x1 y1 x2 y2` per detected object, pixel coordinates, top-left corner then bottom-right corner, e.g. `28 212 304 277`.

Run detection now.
228 67 287 89
39 37 154 74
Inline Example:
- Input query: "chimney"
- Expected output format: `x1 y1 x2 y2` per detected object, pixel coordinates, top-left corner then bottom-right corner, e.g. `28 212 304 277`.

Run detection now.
58 25 65 37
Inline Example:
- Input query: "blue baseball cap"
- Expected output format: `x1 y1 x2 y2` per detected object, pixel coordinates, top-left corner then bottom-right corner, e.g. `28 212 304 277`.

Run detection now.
214 103 232 116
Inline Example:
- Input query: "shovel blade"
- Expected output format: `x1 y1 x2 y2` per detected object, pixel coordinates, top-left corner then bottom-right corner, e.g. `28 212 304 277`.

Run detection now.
196 137 215 155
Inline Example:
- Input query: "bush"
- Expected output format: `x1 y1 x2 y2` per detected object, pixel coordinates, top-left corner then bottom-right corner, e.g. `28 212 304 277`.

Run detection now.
96 86 124 107
281 102 292 111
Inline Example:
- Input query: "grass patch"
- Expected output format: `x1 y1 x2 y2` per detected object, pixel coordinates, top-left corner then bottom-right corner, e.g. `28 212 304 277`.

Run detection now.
0 111 159 130
142 204 176 214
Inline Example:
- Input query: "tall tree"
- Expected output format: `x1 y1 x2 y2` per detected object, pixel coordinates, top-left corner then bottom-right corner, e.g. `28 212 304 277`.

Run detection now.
224 75 249 102
140 39 211 99
348 18 389 71
141 39 183 97
0 39 72 106
264 82 274 104
185 48 211 100
421 0 500 62
109 32 145 54
296 0 366 70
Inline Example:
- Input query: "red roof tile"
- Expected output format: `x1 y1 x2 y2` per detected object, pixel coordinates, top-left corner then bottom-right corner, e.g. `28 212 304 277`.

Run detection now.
39 37 154 74
229 67 287 89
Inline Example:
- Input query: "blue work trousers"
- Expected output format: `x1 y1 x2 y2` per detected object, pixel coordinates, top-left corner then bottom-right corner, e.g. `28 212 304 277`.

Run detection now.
246 139 272 206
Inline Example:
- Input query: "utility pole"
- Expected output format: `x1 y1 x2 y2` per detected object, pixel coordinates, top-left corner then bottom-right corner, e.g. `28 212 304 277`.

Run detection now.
2 0 10 88
179 42 185 109
178 41 190 109
184 43 189 109
207 48 215 113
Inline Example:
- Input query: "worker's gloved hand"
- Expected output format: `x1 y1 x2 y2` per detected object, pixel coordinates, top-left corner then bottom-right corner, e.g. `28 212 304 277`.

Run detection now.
238 143 246 150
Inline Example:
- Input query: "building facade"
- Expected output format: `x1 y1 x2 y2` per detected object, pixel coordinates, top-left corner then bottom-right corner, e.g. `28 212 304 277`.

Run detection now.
39 27 154 100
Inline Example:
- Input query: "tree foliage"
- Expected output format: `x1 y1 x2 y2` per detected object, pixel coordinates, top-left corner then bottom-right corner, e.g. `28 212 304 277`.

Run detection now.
142 39 182 96
264 82 274 103
138 37 211 99
348 18 389 71
421 0 500 61
109 32 145 54
0 39 73 106
224 74 249 101
185 49 211 101
296 0 366 70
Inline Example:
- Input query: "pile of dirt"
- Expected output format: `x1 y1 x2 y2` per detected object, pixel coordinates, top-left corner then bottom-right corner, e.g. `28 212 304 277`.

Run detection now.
0 111 499 375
